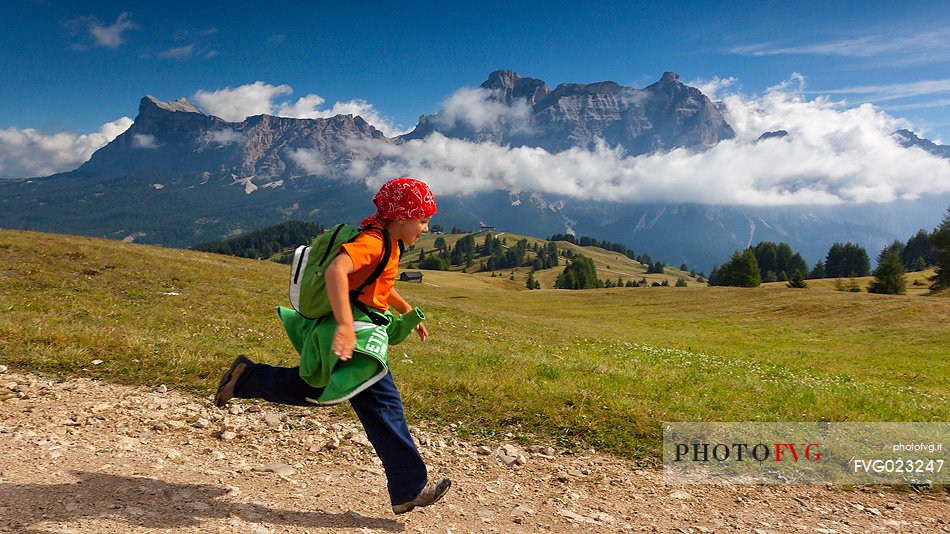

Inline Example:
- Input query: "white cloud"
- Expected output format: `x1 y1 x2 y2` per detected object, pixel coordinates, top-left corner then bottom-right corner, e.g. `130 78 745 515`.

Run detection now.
884 98 950 111
193 81 293 122
687 76 738 101
0 117 133 179
204 128 242 146
434 87 533 133
158 44 195 59
193 81 408 136
729 31 950 59
276 93 408 137
88 12 138 49
348 74 950 206
131 133 159 149
275 94 326 117
810 78 950 103
286 148 328 176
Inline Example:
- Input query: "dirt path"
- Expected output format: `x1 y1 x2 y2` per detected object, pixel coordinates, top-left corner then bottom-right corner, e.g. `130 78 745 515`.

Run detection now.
0 367 946 533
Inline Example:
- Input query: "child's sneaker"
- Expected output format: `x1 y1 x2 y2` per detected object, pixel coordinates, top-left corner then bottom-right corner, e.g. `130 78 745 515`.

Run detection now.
214 355 252 407
392 478 452 514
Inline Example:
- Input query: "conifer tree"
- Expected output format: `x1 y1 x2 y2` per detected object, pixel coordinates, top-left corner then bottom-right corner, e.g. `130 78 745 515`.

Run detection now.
929 207 950 291
555 255 601 289
787 270 808 288
902 229 934 270
716 249 761 287
868 249 906 294
825 242 871 278
526 271 537 290
847 276 862 292
419 256 449 271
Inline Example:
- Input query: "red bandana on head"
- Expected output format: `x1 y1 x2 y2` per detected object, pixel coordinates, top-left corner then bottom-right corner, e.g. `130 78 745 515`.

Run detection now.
360 178 437 227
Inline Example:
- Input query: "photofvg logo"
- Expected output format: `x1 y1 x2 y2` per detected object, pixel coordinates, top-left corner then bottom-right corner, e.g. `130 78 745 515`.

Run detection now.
663 422 948 485
674 441 821 463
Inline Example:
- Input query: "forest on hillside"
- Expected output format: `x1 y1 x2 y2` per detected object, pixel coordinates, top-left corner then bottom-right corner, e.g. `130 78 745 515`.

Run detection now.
190 221 323 260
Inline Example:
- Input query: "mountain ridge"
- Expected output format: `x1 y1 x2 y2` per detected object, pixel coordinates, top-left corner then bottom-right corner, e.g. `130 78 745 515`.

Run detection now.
75 95 389 180
894 129 950 159
400 69 735 154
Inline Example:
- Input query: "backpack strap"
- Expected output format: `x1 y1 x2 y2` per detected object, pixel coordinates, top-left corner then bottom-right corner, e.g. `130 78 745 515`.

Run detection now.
318 223 349 266
348 227 393 326
349 227 392 302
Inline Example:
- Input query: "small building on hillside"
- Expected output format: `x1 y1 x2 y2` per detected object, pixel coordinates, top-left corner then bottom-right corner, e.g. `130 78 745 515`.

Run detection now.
399 271 424 283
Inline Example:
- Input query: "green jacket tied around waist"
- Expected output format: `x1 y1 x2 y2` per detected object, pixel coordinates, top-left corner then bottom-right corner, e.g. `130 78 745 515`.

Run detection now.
276 305 426 405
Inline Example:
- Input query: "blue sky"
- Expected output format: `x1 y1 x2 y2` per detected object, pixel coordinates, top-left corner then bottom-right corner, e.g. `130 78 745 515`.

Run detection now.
1 0 949 195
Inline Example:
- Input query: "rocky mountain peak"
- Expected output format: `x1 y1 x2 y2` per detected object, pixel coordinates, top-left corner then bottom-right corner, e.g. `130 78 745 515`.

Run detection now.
480 69 549 106
894 129 950 158
756 130 789 143
660 72 680 83
645 72 692 96
129 95 219 139
482 69 522 90
141 95 204 116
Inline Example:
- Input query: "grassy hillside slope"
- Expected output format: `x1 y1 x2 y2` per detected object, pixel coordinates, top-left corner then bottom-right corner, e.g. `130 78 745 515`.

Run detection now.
1 230 947 460
401 231 701 289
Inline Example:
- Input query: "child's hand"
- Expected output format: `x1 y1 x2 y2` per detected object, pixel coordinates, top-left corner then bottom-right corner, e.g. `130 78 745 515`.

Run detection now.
415 322 429 342
332 323 356 360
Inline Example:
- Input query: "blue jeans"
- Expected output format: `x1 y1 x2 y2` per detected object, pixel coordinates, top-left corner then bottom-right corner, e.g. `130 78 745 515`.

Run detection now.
233 362 428 505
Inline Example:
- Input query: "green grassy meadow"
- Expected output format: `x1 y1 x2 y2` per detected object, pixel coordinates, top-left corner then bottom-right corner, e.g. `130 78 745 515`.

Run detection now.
1 229 947 461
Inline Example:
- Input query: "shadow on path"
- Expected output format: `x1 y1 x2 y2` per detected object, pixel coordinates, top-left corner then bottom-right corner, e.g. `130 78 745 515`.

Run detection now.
0 471 403 532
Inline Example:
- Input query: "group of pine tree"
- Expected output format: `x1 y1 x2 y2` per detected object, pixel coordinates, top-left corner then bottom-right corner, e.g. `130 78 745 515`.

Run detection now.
708 207 950 293
410 232 564 273
190 221 323 261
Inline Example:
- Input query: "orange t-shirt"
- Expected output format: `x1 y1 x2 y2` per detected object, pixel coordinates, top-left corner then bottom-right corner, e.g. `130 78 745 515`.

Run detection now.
339 227 400 312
